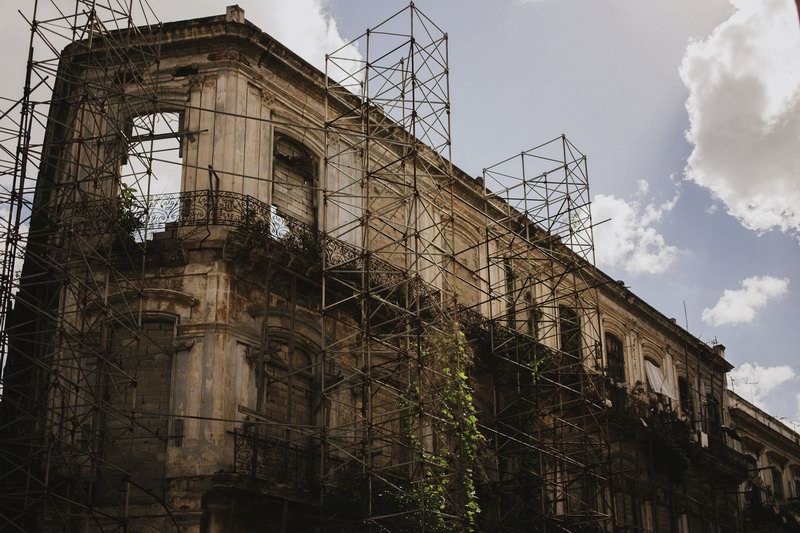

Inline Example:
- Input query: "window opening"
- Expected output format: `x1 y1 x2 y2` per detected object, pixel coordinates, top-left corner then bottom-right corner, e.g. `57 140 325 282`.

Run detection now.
605 333 625 383
644 359 676 402
272 135 317 227
119 112 183 241
526 291 539 339
706 395 722 437
559 305 581 361
678 376 694 418
772 468 785 501
504 258 516 328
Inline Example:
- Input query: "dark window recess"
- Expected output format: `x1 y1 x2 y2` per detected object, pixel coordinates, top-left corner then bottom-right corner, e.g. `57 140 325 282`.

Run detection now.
633 494 644 532
526 292 539 339
772 468 785 500
605 333 625 383
706 395 722 436
504 258 516 328
173 418 184 447
794 479 800 500
99 319 174 506
559 305 581 361
678 377 694 418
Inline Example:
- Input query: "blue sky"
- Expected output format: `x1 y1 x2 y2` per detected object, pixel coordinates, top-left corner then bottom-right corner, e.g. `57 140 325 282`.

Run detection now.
1 0 798 423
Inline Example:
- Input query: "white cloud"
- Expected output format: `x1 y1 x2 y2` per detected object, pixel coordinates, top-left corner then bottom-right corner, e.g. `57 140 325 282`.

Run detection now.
728 362 795 411
146 0 362 78
786 392 800 432
788 392 800 431
680 0 800 240
702 275 789 326
592 180 681 275
247 0 361 75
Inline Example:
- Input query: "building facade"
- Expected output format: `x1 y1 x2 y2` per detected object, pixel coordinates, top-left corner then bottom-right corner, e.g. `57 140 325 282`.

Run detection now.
728 391 800 531
0 4 791 532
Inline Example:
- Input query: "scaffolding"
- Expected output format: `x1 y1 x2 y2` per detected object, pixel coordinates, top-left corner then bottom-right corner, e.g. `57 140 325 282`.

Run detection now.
321 4 464 529
325 4 612 530
0 1 186 530
0 1 615 531
469 139 612 531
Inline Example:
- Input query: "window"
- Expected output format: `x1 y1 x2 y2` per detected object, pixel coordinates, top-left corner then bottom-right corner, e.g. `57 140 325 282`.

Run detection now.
678 377 694 418
526 291 539 339
100 319 175 505
794 479 800 500
605 333 625 383
706 395 722 436
504 258 516 328
636 498 654 533
255 338 314 442
644 359 676 401
272 135 317 226
772 468 785 501
120 112 184 241
559 305 581 361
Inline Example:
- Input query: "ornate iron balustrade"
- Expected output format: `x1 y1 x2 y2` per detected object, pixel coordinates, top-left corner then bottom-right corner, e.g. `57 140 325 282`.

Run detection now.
71 190 319 241
70 190 457 324
232 429 314 489
70 190 573 360
72 190 420 290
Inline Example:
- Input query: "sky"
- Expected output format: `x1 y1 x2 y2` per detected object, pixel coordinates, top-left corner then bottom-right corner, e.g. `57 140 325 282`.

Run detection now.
0 1 798 424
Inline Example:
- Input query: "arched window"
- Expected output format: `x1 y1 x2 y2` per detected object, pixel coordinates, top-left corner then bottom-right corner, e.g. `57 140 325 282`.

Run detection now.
605 332 625 383
558 306 582 386
272 135 317 227
453 225 481 308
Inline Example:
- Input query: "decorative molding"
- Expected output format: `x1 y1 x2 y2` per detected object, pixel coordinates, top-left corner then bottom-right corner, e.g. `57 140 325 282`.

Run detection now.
84 288 198 313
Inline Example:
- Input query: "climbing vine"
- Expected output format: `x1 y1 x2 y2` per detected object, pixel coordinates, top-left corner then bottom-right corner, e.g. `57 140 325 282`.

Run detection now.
402 326 486 532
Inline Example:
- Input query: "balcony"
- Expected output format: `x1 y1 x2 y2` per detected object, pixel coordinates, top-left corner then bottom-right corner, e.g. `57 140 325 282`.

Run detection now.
232 429 316 491
73 190 325 257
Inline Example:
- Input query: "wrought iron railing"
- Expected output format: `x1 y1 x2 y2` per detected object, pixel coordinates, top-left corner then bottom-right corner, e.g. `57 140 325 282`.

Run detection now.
73 191 633 388
74 189 318 245
76 190 438 290
232 429 315 489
